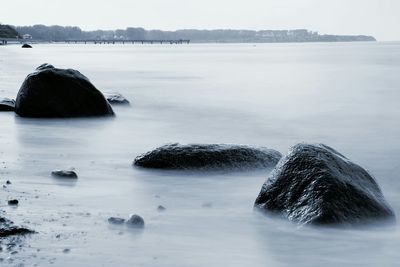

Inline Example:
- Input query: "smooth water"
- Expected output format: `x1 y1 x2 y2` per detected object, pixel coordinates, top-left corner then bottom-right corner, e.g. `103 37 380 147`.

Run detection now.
1 42 400 266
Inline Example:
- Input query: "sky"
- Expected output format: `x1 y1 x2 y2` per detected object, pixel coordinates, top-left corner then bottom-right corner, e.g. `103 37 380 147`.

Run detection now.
1 0 399 41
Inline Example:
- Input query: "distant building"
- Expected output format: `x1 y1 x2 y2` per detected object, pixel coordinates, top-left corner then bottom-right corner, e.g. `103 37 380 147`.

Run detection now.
288 29 309 37
258 31 275 38
23 34 32 39
278 30 288 36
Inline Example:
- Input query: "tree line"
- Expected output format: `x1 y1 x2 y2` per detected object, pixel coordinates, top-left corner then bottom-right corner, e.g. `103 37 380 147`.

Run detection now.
13 25 376 43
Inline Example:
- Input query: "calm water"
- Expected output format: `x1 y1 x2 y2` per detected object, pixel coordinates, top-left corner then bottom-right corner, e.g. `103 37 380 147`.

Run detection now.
1 42 400 266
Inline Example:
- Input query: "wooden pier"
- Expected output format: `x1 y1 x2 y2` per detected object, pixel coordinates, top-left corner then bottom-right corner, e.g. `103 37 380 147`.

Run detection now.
1 38 11 45
62 39 190 44
0 38 28 45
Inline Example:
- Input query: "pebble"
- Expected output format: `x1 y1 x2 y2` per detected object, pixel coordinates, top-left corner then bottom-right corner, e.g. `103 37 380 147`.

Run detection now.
8 199 19 206
202 202 213 208
157 205 166 212
51 170 78 179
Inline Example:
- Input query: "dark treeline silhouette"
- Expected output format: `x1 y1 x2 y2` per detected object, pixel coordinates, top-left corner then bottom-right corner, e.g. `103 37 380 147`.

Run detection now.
14 25 376 43
0 24 21 38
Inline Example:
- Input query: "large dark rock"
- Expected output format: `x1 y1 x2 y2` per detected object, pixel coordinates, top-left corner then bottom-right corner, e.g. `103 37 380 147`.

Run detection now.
0 98 15 111
15 64 114 118
134 143 282 171
22 43 32 48
254 143 395 226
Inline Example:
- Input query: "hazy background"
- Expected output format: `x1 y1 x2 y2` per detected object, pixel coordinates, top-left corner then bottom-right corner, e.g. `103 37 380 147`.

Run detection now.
1 0 399 41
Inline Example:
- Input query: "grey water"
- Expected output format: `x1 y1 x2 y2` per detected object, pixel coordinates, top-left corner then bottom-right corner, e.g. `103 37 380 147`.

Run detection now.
0 42 400 266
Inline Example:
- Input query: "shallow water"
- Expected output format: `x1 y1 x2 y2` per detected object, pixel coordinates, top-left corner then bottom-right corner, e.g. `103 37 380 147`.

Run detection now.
1 42 400 266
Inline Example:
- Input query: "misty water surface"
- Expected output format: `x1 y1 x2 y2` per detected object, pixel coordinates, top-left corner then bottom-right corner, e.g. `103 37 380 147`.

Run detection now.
0 42 400 266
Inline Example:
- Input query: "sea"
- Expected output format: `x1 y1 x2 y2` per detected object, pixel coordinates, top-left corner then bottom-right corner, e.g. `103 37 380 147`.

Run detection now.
0 42 400 266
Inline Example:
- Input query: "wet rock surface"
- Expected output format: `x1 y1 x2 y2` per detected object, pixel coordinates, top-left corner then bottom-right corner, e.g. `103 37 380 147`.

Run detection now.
255 143 395 226
134 143 282 171
15 64 114 118
103 92 130 105
0 98 15 112
21 44 32 48
51 170 78 179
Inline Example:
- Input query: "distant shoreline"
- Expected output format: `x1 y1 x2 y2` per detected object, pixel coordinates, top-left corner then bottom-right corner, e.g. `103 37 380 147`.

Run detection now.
1 40 382 46
10 25 376 43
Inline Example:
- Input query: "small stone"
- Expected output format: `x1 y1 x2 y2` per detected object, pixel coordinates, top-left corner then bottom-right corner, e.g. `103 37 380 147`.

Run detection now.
0 98 16 112
8 199 19 206
103 92 130 105
6 180 11 185
157 205 166 212
62 248 70 254
126 214 145 228
202 202 213 208
51 170 78 179
108 217 125 225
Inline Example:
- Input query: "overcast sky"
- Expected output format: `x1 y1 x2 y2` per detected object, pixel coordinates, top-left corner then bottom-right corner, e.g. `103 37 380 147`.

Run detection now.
2 0 399 40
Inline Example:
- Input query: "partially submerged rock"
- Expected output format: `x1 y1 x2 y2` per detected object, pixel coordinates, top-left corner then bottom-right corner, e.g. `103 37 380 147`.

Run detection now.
0 98 15 112
126 214 145 228
134 143 282 171
0 217 34 238
201 202 213 208
157 205 166 212
15 64 114 118
21 43 32 48
51 170 78 179
254 143 395 226
108 217 126 225
103 92 130 105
